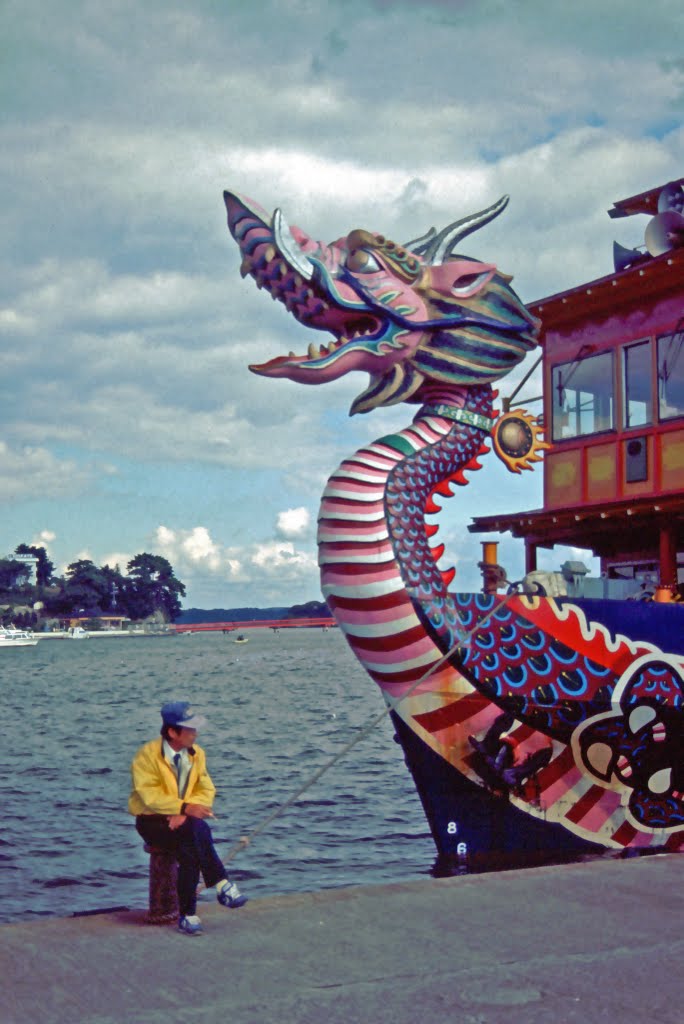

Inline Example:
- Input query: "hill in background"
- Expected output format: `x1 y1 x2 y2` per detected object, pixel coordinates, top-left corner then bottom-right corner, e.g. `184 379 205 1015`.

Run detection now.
176 600 330 624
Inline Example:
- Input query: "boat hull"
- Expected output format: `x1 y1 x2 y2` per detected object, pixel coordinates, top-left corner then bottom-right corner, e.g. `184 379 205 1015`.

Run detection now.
391 710 602 872
387 594 684 871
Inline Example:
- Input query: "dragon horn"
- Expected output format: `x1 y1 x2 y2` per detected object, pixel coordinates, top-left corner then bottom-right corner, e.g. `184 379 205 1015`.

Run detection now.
272 208 315 281
402 226 437 255
420 195 510 265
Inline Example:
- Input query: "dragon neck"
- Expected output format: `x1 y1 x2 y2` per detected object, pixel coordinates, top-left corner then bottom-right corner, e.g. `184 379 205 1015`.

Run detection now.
318 384 494 694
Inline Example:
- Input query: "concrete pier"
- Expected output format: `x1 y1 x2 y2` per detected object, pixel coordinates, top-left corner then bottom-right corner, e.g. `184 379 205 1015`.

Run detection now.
2 854 683 1024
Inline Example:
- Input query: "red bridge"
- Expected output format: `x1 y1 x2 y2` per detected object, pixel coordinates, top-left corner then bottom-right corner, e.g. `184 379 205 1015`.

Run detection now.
173 617 336 633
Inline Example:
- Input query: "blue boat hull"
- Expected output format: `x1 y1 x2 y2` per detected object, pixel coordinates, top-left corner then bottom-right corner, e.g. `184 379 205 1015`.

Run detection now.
391 710 603 872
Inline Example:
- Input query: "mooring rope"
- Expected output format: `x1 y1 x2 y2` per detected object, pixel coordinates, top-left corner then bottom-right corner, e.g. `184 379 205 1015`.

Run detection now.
219 584 522 865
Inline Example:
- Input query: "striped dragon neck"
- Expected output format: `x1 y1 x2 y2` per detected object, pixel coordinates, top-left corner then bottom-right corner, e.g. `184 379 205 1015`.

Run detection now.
318 385 494 698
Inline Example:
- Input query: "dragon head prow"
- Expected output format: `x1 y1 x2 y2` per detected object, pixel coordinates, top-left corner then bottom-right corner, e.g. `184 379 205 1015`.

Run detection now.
224 189 540 415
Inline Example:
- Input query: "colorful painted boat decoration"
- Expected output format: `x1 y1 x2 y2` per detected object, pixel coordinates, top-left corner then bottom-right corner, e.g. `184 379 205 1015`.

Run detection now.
224 175 684 872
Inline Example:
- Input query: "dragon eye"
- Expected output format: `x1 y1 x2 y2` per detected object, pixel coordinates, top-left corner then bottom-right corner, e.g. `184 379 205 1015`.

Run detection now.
346 249 382 274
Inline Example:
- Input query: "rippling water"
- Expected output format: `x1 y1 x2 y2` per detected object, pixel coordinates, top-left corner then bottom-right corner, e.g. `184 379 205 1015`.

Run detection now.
0 628 435 923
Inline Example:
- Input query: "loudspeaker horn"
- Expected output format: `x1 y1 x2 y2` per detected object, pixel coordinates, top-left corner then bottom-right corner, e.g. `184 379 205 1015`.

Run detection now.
658 180 684 214
613 241 649 273
645 210 684 256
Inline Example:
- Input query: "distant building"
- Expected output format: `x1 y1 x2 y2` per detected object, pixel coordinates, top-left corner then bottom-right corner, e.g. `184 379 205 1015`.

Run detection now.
62 615 130 631
9 553 39 585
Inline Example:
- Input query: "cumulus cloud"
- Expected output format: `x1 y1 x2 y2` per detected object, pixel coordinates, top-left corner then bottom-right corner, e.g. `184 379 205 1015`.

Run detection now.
31 530 56 549
150 519 318 601
250 539 317 577
275 507 311 540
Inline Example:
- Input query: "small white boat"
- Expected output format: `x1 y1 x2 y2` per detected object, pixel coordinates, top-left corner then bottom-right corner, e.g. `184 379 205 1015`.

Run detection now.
0 625 38 648
69 626 89 640
233 633 248 644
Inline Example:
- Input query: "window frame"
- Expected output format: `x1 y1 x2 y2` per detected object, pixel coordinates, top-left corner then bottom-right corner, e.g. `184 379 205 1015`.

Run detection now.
657 329 684 423
623 338 653 430
551 349 616 442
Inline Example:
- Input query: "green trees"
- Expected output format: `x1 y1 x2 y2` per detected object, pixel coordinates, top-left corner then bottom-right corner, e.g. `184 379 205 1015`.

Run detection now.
1 545 186 623
60 559 116 615
123 554 186 621
0 558 31 592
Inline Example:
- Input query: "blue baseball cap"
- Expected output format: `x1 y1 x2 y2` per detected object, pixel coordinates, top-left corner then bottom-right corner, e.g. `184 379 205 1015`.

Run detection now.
160 701 208 731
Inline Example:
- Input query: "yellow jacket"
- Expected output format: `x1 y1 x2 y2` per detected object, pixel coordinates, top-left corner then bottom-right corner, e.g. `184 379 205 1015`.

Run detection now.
128 738 216 816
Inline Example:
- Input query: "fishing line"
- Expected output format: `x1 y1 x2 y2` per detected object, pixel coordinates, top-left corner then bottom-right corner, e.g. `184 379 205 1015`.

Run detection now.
218 584 522 865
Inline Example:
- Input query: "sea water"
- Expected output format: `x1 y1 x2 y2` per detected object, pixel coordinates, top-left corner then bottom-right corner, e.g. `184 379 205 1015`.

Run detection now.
0 628 434 923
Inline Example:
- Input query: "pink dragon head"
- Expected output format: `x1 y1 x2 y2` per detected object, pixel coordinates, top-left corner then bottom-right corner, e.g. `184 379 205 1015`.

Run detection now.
224 191 539 415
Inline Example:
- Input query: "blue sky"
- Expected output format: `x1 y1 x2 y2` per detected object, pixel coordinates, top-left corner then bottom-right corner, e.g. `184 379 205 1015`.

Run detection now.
1 0 682 608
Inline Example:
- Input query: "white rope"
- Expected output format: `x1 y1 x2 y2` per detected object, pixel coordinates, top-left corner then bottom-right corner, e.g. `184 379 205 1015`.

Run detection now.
220 586 519 865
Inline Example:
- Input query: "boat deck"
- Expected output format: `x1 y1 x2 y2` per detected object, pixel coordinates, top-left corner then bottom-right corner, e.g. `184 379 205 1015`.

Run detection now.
3 853 683 1023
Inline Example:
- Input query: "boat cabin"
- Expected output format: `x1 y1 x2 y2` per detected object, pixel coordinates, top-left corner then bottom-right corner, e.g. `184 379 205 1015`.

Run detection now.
471 177 684 599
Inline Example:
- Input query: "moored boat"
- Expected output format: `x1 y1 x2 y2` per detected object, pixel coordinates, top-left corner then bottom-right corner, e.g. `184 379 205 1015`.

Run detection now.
0 625 38 648
225 176 684 872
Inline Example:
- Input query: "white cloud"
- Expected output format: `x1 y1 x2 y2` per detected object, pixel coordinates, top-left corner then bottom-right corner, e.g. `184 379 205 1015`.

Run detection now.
153 525 245 580
178 527 223 572
31 530 56 549
147 521 319 605
275 507 311 540
250 540 317 577
0 442 90 502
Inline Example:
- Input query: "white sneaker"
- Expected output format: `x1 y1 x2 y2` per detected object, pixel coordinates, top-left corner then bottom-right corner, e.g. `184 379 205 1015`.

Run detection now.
178 914 203 935
217 880 248 909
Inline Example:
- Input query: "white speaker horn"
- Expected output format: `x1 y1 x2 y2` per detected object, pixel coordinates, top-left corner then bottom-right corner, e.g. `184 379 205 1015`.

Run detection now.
645 210 684 256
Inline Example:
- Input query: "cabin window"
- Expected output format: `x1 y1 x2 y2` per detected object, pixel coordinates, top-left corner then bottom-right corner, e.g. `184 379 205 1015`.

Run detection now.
551 351 614 440
658 328 684 421
623 340 652 428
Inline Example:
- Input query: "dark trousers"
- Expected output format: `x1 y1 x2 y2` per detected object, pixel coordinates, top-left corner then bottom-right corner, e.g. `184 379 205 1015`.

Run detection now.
136 815 227 916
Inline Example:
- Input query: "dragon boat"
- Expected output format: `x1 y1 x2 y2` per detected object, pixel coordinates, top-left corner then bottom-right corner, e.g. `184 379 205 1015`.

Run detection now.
224 175 684 873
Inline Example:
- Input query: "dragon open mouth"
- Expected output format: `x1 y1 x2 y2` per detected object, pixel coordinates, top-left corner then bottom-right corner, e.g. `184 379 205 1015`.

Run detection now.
250 313 386 376
225 188 540 407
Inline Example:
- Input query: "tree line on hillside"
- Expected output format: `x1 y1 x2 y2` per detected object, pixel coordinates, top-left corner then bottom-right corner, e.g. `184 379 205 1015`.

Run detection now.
0 544 185 628
176 600 331 624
